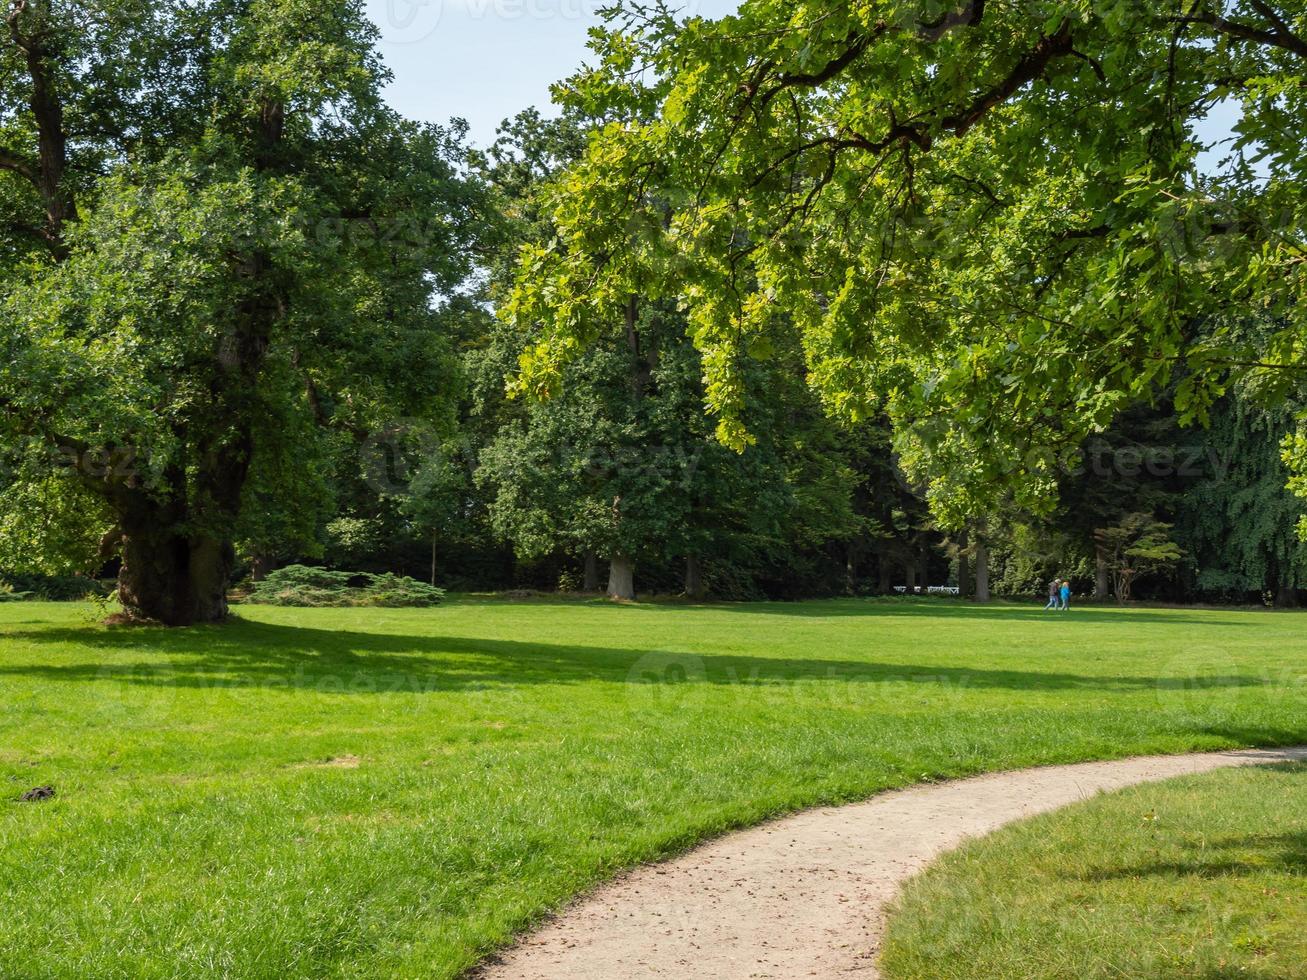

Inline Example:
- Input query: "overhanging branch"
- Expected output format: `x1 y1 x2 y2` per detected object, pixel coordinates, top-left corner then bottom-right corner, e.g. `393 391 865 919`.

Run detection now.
1172 3 1307 58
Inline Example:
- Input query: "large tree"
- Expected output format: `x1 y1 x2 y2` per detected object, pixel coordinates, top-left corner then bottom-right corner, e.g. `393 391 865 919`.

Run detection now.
506 1 1307 516
475 110 865 600
0 0 481 623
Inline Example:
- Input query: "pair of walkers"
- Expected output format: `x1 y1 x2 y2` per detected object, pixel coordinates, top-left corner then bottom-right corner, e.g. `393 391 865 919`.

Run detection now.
1045 578 1071 611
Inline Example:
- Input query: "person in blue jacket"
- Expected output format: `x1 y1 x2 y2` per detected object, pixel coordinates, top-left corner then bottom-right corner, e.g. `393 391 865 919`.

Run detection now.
1059 580 1071 611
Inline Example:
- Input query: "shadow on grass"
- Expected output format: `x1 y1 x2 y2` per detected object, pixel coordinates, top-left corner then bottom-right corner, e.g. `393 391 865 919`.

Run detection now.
630 598 1266 627
1075 832 1307 881
0 618 1284 697
1064 765 1307 885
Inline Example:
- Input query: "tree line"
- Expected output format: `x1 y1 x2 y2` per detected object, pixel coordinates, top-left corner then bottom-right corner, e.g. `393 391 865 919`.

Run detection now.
2 2 1304 622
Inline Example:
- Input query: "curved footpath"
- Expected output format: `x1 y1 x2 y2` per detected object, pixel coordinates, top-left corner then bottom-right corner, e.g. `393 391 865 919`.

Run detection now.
478 746 1307 980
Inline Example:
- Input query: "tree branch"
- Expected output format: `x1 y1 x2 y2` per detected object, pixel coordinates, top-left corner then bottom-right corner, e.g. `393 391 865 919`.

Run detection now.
1173 3 1307 58
0 145 35 182
919 0 987 43
940 20 1076 137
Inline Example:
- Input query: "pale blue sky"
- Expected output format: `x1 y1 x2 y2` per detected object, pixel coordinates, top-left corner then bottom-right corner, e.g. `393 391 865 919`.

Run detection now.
363 0 738 146
363 0 1243 171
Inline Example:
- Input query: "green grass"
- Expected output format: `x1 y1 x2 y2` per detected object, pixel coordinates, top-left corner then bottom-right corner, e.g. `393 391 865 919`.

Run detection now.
0 597 1304 977
880 762 1307 978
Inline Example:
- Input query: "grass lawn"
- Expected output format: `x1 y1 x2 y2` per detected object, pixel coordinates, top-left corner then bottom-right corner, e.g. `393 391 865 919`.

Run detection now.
880 762 1307 978
1 597 1304 977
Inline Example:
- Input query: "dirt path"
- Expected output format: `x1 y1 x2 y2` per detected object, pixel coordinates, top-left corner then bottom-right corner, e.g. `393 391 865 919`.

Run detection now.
478 746 1307 980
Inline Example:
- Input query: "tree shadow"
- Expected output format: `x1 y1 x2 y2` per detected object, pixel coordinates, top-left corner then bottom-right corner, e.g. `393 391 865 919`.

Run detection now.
1068 764 1307 884
0 619 1284 696
1077 834 1307 883
636 599 1267 627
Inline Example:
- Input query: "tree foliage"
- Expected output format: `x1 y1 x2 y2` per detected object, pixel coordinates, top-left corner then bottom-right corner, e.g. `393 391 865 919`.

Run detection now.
507 1 1307 511
1094 512 1184 603
0 0 484 622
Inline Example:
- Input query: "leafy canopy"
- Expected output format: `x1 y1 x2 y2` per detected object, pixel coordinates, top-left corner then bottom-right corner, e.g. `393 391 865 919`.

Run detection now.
506 0 1307 517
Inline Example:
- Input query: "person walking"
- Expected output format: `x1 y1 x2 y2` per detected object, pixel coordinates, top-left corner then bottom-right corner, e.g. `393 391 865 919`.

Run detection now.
1045 578 1060 611
1059 579 1071 611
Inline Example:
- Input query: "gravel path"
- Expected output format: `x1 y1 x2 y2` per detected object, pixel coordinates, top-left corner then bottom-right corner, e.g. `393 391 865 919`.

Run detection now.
477 746 1307 980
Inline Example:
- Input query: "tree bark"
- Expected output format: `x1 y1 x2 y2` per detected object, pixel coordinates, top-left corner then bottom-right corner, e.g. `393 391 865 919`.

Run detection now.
685 553 705 600
1094 547 1110 601
250 553 271 582
974 538 991 602
7 4 77 251
430 530 437 587
904 558 917 593
582 551 600 591
608 554 635 600
957 529 970 599
118 527 232 626
877 553 892 594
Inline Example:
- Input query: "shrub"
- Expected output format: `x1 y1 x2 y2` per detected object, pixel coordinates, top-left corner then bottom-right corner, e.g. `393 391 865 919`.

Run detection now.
361 573 445 607
246 565 443 608
0 582 34 602
0 573 108 601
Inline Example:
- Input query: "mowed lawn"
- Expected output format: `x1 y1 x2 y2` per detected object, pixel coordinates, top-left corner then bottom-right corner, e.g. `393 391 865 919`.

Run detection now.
1 598 1304 978
882 763 1307 978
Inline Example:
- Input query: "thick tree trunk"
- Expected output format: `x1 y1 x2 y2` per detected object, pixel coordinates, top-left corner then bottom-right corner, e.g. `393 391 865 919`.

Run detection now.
877 554 892 595
974 539 991 603
118 528 232 626
684 553 705 600
608 554 635 600
582 551 600 591
1094 548 1110 601
904 559 917 593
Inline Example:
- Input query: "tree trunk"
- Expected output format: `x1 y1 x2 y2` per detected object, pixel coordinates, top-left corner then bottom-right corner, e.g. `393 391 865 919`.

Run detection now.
684 553 705 600
904 559 917 593
250 553 271 582
118 527 232 626
1274 586 1299 608
430 531 438 587
915 547 928 592
608 554 635 600
1094 547 1110 601
9 6 77 251
957 530 970 599
582 551 600 591
974 539 990 603
877 553 892 595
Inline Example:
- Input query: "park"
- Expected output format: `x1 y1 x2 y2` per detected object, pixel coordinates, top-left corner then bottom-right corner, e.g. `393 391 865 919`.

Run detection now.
3 1 1307 978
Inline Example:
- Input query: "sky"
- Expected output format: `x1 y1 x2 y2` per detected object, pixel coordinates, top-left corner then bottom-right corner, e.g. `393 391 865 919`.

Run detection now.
363 0 1244 169
363 0 738 147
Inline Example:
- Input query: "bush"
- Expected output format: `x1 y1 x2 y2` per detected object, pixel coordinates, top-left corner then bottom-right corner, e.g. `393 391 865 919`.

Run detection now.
0 572 109 601
362 573 446 607
246 565 444 608
0 582 34 602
